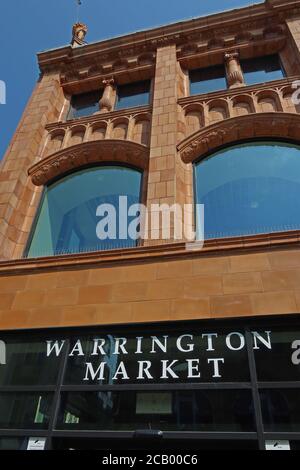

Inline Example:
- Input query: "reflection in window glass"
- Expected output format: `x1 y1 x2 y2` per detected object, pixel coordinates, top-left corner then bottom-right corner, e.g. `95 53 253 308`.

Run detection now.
0 393 52 430
190 65 227 95
195 142 300 239
27 166 142 257
254 329 300 382
57 390 255 432
0 338 61 386
68 90 102 120
115 81 151 110
260 389 300 432
241 55 285 86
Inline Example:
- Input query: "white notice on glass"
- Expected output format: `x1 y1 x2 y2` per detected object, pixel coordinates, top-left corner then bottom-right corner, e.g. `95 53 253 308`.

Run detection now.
27 437 46 451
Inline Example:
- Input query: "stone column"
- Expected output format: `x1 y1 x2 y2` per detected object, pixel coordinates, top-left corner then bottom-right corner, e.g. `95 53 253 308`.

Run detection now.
0 71 66 259
284 16 300 75
225 52 245 89
98 78 116 113
145 45 193 245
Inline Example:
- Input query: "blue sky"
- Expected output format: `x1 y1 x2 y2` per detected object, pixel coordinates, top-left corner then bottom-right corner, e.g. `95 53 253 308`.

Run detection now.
0 0 260 159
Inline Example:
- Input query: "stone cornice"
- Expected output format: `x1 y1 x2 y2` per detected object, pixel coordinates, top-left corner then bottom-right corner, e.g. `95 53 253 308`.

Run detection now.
37 1 299 75
178 112 300 163
28 140 149 186
0 230 300 276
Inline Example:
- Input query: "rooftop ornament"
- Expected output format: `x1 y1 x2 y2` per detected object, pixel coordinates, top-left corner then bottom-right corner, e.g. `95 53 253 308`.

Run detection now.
71 22 88 47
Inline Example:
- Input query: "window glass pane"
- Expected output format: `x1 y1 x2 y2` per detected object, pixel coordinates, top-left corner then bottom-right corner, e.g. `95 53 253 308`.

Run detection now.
260 389 300 432
115 81 150 110
190 65 227 95
195 142 300 239
64 328 250 385
57 390 255 432
254 328 300 382
0 338 61 386
0 437 29 450
68 90 102 119
241 54 285 86
27 166 142 257
0 393 52 430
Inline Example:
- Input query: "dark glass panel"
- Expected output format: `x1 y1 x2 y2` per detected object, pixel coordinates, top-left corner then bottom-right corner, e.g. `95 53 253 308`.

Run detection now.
57 390 255 432
260 389 300 432
115 81 150 110
0 393 52 430
190 65 227 95
241 54 285 86
194 142 300 239
52 437 259 450
254 328 300 382
68 90 102 120
0 338 61 386
27 166 142 257
0 437 29 450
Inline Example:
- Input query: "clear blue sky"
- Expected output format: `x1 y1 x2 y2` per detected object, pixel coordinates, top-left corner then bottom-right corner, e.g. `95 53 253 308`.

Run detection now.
0 0 260 159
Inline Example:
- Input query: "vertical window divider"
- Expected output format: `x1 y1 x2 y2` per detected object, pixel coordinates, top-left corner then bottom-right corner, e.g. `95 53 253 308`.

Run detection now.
45 338 70 450
245 328 265 450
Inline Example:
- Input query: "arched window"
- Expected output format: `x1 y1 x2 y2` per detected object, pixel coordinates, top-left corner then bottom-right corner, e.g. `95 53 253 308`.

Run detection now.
194 141 300 239
27 165 142 258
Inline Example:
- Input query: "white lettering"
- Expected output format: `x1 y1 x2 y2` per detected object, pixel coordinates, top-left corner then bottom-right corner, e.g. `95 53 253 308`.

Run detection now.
91 339 106 356
69 340 84 357
251 331 272 350
135 337 143 354
186 359 201 378
113 338 128 355
112 361 129 380
46 340 65 357
208 358 225 378
84 362 106 381
160 360 179 379
226 332 245 351
176 335 194 353
202 333 218 351
150 336 168 354
137 361 153 380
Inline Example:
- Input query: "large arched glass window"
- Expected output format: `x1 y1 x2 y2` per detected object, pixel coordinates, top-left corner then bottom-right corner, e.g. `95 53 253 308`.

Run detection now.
194 141 300 239
27 166 142 257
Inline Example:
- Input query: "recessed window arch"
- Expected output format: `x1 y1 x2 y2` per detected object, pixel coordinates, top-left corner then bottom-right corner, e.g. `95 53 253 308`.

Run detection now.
194 141 300 239
26 165 143 258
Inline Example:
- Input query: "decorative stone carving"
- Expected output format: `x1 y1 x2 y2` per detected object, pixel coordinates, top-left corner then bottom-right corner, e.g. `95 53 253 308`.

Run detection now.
28 140 150 186
71 22 88 47
224 52 245 89
178 113 300 163
98 78 116 113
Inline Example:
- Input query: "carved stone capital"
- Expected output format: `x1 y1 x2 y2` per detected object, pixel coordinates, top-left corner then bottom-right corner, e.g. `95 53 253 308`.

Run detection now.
224 51 244 89
99 77 116 113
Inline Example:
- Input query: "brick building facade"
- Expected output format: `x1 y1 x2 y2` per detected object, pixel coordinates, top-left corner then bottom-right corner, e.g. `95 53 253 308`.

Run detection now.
1 0 300 450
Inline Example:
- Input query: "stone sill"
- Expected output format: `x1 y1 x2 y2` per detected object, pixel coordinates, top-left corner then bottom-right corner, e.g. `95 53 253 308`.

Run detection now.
0 230 300 275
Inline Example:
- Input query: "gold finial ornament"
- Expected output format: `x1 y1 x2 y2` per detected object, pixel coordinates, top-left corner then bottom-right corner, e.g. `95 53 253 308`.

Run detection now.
71 22 88 47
